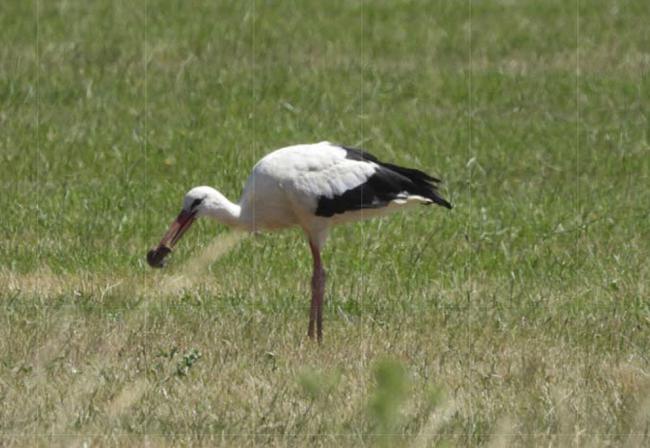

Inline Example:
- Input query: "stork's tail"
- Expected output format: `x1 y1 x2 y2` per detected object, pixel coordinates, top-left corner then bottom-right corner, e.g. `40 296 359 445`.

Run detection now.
382 162 453 210
427 189 453 209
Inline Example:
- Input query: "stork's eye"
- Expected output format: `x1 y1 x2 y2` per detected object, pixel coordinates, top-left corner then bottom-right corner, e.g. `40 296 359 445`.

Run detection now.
190 198 203 209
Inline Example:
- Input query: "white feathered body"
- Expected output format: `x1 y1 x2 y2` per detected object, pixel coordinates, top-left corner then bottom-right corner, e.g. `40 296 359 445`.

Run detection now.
236 142 447 243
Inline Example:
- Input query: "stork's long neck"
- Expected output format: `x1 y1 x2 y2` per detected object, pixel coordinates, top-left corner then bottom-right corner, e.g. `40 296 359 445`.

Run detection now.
203 191 244 230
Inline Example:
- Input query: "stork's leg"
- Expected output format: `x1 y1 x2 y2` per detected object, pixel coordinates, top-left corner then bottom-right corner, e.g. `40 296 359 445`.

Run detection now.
308 240 326 343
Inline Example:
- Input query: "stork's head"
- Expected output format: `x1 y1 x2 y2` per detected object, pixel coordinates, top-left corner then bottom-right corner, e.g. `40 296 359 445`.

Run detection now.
180 186 219 218
146 186 218 268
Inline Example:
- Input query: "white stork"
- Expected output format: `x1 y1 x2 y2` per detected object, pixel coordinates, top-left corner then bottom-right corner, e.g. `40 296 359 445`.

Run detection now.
147 141 452 342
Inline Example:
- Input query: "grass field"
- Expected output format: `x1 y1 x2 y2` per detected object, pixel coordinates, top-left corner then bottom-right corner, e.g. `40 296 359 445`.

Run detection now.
1 0 649 446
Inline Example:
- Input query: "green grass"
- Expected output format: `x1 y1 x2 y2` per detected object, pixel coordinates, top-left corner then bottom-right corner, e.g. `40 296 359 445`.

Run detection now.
1 0 649 446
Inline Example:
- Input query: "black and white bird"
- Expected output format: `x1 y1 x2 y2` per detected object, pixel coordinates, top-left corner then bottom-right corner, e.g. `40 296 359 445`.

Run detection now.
147 141 452 342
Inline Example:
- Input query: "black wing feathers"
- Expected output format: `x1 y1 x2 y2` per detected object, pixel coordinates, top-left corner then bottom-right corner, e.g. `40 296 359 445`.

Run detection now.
314 147 452 217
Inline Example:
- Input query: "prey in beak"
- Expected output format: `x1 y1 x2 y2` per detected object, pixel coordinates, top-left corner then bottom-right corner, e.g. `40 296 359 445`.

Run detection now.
147 209 197 268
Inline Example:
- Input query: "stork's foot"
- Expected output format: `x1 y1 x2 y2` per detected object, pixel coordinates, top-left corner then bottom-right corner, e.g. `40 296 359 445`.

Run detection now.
307 319 322 344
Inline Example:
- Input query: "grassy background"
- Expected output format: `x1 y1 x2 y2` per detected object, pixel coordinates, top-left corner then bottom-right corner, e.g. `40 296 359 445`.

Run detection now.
1 0 649 446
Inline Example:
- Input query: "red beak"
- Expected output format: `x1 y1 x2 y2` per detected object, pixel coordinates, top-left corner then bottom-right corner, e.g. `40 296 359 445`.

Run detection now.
147 209 196 268
158 209 196 248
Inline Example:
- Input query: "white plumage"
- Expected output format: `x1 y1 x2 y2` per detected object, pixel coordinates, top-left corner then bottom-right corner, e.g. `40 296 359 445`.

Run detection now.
147 141 451 342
